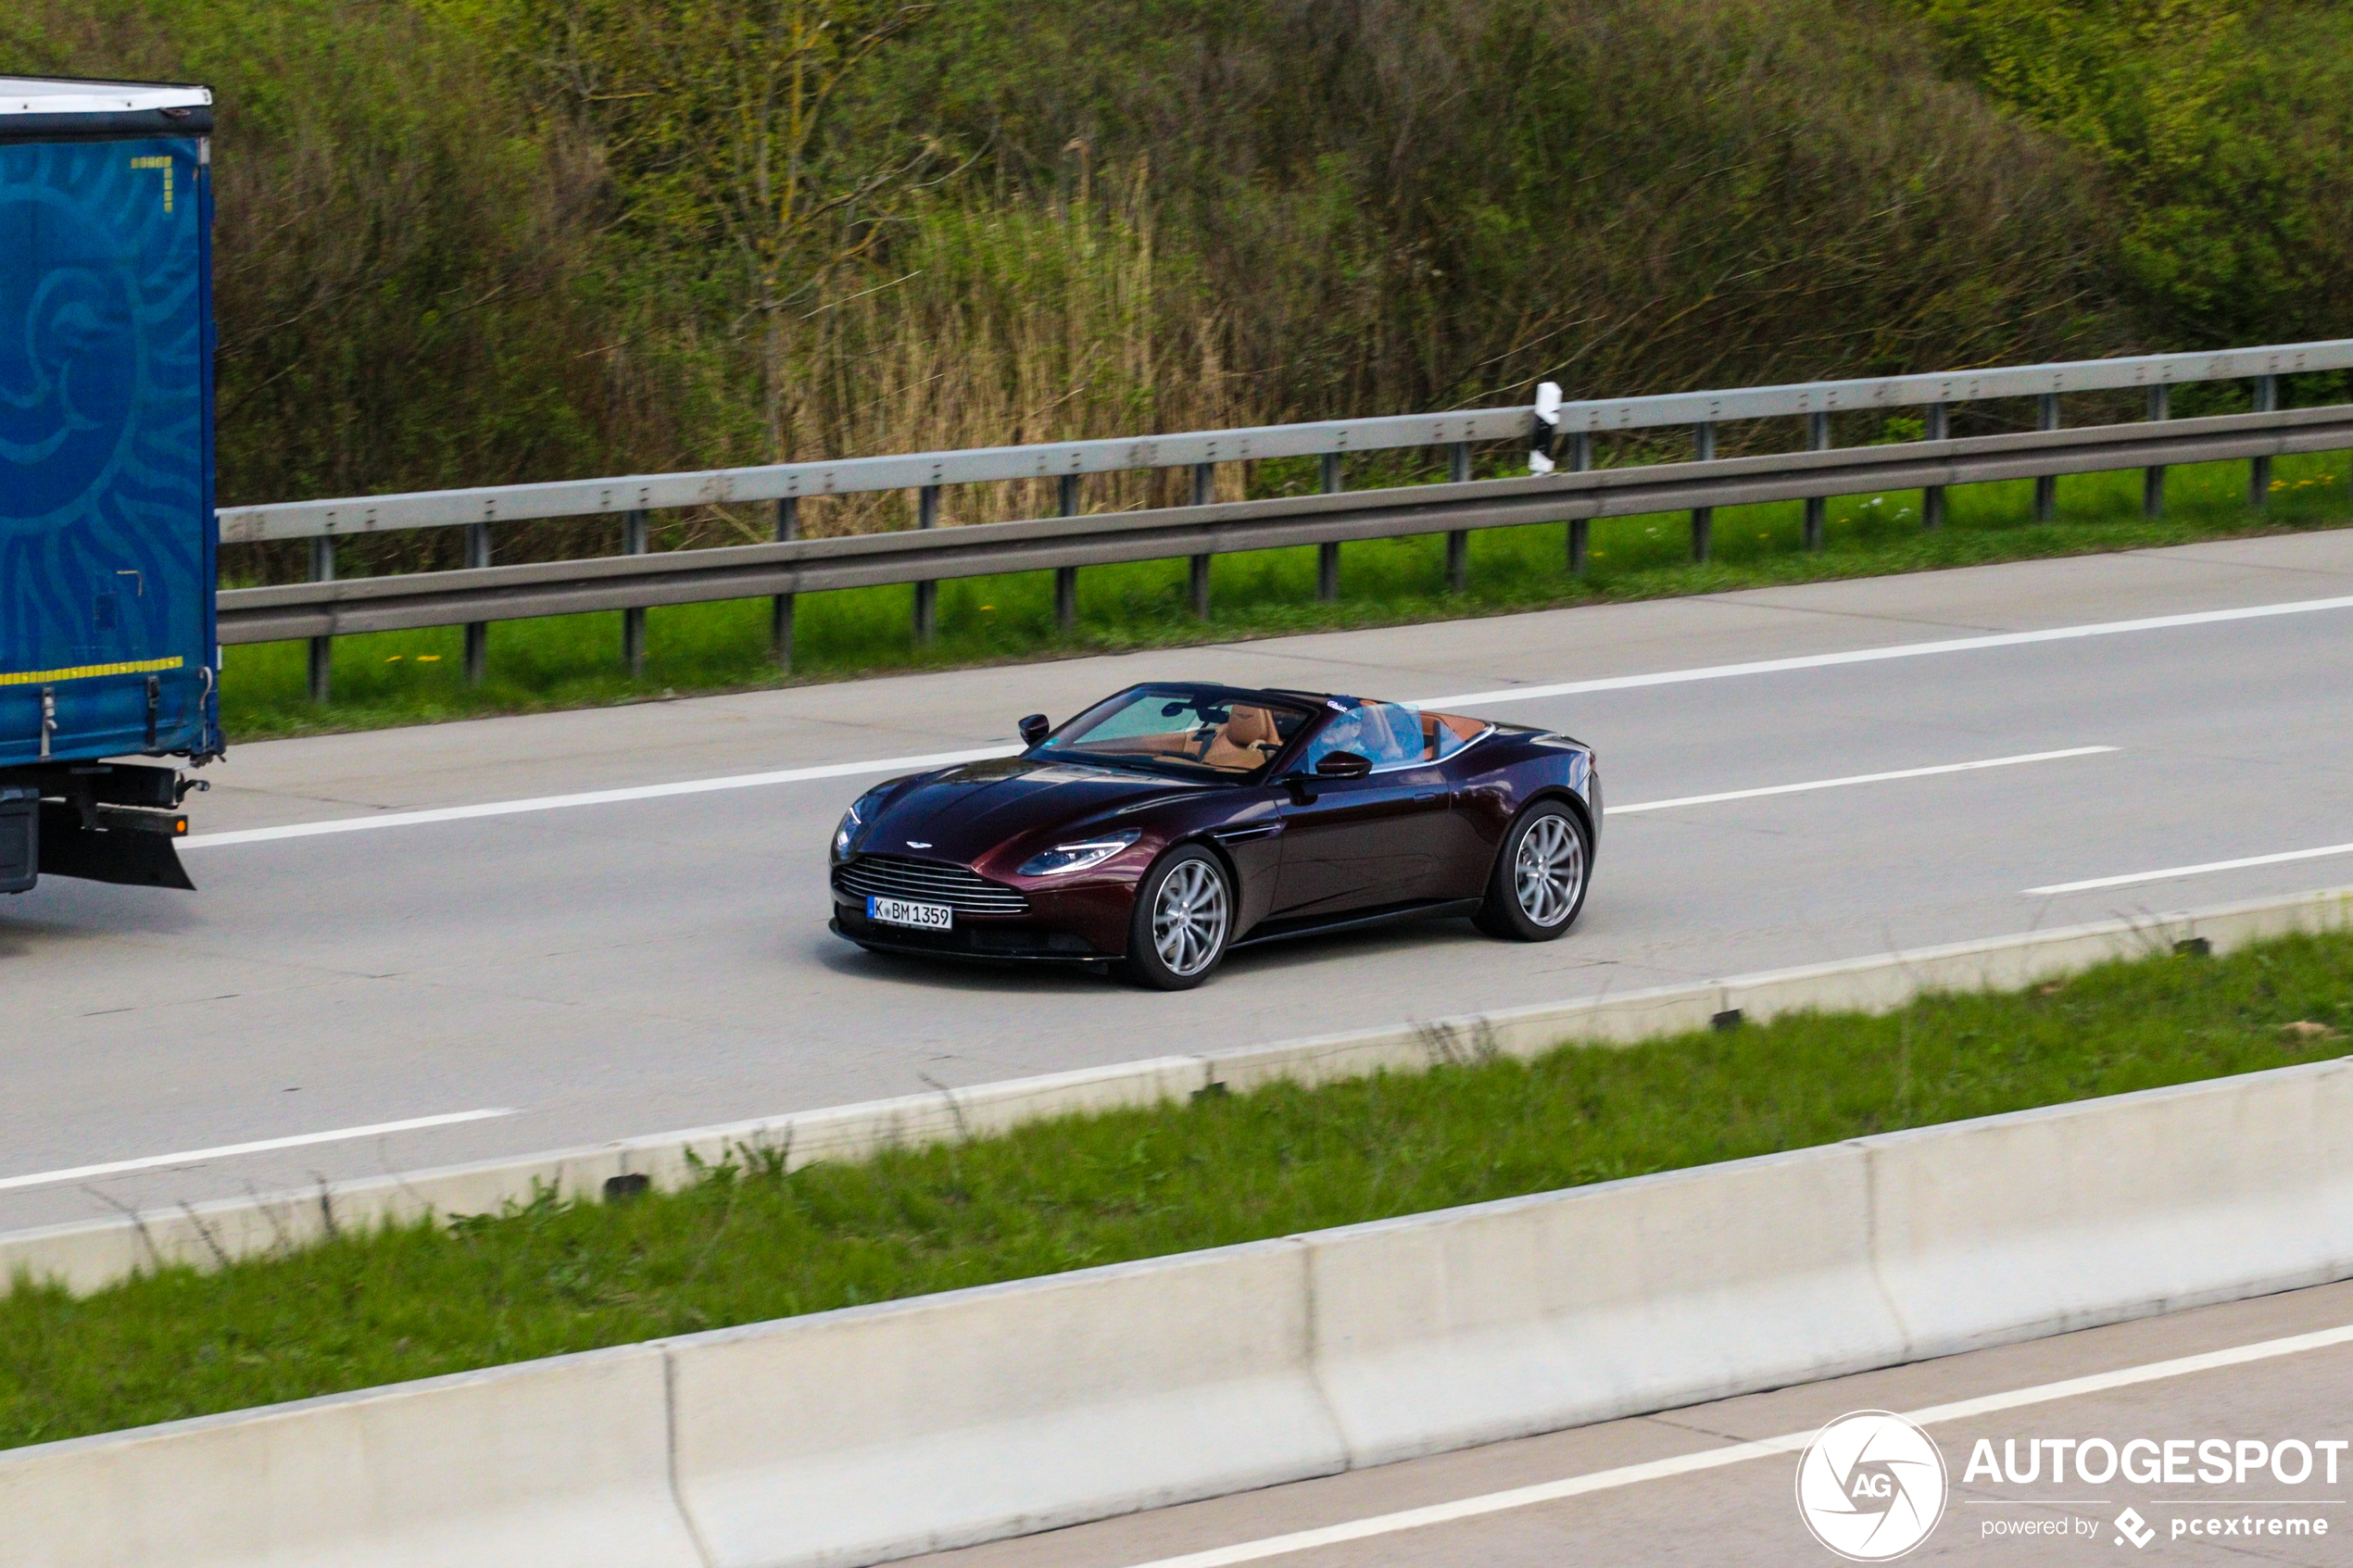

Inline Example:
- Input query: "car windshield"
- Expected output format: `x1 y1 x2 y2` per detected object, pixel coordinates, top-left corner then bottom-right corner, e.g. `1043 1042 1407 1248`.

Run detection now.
1038 689 1313 779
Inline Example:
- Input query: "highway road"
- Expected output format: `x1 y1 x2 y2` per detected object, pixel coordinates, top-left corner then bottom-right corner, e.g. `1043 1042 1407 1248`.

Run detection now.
6 529 2353 1233
903 1279 2353 1568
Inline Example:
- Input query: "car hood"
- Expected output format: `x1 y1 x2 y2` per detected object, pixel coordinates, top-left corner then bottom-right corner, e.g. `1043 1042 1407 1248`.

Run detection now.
858 757 1213 862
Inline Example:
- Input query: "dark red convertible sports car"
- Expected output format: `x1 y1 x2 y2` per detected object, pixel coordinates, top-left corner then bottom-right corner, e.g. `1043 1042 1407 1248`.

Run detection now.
828 683 1600 988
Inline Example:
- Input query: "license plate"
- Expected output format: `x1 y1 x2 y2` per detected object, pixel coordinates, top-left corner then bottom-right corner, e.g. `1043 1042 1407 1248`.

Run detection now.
867 895 952 931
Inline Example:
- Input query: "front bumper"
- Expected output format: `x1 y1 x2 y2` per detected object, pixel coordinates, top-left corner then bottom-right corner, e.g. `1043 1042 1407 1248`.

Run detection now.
829 852 1145 963
830 908 1110 963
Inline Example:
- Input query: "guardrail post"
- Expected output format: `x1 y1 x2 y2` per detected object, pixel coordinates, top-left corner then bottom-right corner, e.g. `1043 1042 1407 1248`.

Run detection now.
2143 384 2170 520
2250 374 2279 508
913 483 940 645
1189 461 1214 619
1803 411 1830 551
1922 403 1949 530
1317 453 1343 600
1055 474 1080 631
772 496 797 671
1690 421 1715 561
463 522 491 684
1445 441 1471 593
1567 431 1592 573
622 508 648 677
307 535 334 704
2034 394 2060 522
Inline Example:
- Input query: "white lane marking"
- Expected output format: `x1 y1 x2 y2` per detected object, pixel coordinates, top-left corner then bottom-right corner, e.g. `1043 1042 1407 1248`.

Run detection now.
1118 1321 2353 1568
1610 746 2116 816
2030 841 2353 897
181 591 2353 849
1416 590 2353 710
180 748 1017 848
0 1110 515 1193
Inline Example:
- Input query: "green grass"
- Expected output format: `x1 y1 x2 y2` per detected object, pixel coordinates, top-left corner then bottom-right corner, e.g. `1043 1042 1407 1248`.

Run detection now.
8 931 2353 1449
220 452 2352 740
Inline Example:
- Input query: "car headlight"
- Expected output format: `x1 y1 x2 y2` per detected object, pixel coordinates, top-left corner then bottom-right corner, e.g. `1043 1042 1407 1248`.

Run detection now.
1018 829 1141 877
832 788 889 861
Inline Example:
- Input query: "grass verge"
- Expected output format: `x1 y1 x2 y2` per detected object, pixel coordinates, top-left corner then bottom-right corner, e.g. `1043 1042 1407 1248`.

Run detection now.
220 453 2352 739
7 931 2353 1449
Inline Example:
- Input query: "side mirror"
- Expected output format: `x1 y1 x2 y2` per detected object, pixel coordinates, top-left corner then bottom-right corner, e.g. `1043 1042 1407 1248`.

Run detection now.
1018 713 1051 747
1314 750 1373 780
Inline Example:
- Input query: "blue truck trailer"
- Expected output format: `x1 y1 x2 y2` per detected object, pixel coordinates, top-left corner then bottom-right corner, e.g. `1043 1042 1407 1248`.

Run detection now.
1 77 221 895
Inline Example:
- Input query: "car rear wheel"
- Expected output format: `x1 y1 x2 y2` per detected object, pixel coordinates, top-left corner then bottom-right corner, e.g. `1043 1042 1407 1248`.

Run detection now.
1475 801 1591 942
1122 846 1233 989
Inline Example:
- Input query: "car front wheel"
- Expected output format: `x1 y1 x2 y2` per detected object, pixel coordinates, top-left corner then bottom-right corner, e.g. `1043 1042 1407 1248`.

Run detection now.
1475 801 1591 942
1122 846 1234 989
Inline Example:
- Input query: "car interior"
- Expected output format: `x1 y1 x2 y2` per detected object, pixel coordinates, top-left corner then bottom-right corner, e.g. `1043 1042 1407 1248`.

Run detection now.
1051 692 1491 777
1296 703 1491 771
1423 709 1487 759
1063 700 1304 774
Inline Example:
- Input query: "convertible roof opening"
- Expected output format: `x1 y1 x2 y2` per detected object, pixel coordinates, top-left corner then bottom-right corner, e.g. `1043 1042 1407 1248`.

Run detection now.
1037 685 1315 779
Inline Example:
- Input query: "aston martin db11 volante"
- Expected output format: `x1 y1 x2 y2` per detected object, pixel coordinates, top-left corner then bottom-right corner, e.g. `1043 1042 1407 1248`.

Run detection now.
828 683 1600 989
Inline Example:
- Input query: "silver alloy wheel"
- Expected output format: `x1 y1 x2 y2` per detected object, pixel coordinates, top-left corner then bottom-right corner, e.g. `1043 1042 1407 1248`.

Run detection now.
1152 858 1230 977
1512 812 1585 928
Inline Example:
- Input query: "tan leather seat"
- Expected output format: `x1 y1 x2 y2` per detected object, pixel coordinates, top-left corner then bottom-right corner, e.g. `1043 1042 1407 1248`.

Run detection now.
1423 709 1482 759
1200 704 1280 771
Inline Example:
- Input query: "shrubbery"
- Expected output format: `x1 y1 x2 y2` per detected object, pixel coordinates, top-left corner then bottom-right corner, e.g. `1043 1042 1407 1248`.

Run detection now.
6 0 2348 537
1907 0 2353 345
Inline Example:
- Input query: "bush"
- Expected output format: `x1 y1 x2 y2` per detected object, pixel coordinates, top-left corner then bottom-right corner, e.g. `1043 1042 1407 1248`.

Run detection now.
2 0 618 522
1906 0 2353 346
18 0 2347 536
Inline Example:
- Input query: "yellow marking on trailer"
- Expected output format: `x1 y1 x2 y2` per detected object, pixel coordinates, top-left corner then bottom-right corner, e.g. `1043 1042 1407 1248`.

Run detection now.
130 155 174 212
0 657 184 687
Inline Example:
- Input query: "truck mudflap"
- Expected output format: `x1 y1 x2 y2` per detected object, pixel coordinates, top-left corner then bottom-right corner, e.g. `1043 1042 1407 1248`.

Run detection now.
0 761 198 893
34 802 195 891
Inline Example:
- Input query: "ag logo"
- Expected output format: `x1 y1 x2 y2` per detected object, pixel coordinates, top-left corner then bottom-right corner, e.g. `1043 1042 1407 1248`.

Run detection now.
1795 1411 1948 1561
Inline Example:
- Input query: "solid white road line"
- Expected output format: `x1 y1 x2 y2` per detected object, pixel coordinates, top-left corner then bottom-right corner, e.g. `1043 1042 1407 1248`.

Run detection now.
180 747 1018 848
1609 746 2116 816
1117 1322 2353 1568
2029 841 2353 896
182 589 2353 850
1416 590 2353 709
0 1110 515 1193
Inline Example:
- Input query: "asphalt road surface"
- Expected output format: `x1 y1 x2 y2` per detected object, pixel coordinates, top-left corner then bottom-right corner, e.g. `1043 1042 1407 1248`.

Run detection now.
6 530 2353 1231
903 1280 2353 1568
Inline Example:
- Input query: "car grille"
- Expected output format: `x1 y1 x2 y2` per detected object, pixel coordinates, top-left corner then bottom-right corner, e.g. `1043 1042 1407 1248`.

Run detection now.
834 856 1031 914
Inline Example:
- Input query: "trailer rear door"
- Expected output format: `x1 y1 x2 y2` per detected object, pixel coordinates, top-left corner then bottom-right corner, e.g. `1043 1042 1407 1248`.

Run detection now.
1 82 217 766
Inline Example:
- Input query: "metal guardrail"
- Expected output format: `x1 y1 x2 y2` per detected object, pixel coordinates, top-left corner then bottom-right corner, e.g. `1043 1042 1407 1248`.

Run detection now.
214 337 2353 698
216 338 2353 543
220 404 2353 646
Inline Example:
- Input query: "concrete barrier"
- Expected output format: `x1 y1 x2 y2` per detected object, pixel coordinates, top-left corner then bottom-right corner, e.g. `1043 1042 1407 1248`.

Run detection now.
1302 1146 1900 1469
8 1057 2353 1568
667 1241 1345 1568
0 1345 696 1568
1865 1059 2353 1358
